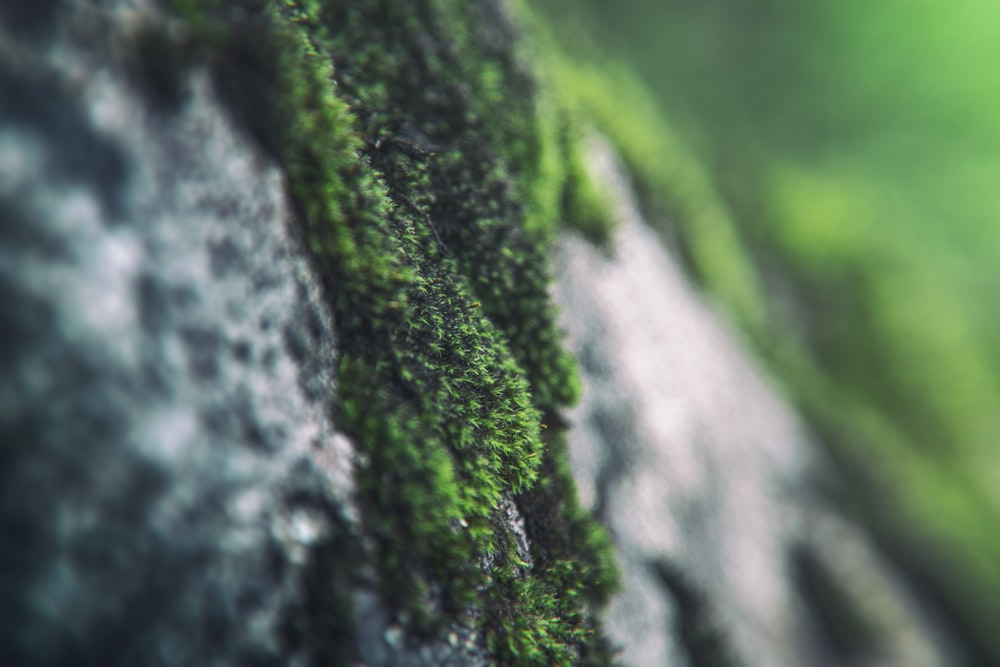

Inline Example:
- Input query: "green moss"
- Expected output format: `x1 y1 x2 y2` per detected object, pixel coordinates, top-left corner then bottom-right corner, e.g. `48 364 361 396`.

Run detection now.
164 0 618 663
537 52 770 338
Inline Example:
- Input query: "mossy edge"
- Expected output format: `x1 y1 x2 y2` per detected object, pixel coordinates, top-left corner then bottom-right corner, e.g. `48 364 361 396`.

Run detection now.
160 0 621 664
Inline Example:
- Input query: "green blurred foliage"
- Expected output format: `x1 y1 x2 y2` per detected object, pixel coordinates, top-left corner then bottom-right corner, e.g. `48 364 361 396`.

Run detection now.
533 0 1000 660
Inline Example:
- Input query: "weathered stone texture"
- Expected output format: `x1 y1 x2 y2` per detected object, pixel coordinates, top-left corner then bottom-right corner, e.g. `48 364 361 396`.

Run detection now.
553 138 963 667
0 16 353 664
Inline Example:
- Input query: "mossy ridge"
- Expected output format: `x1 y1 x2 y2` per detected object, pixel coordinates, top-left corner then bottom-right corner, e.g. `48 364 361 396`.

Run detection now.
250 0 544 619
314 0 585 415
303 0 619 662
167 0 618 663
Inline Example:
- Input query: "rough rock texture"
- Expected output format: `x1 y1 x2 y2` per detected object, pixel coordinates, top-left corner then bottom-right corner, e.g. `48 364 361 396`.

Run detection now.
553 139 966 667
0 59 349 667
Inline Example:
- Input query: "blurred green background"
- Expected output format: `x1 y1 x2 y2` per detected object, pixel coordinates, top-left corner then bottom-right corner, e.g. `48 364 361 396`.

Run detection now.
531 0 1000 661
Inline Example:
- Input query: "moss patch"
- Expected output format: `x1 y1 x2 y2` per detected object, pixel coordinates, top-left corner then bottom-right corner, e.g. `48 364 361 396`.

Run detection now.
544 56 769 340
163 0 619 664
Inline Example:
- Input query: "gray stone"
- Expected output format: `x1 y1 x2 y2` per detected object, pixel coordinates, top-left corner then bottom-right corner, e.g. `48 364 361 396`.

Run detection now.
552 137 965 667
0 6 356 665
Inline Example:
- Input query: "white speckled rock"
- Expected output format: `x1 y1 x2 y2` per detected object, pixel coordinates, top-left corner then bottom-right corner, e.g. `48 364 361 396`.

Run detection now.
552 137 964 667
0 12 351 666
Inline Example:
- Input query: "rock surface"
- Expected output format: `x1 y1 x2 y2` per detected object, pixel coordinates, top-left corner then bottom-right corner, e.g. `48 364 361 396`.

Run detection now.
553 139 965 667
0 16 352 665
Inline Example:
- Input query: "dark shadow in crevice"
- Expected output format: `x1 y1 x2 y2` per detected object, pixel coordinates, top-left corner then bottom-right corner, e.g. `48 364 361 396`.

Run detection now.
652 559 741 667
0 0 64 40
789 543 878 666
277 466 363 667
0 63 129 220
